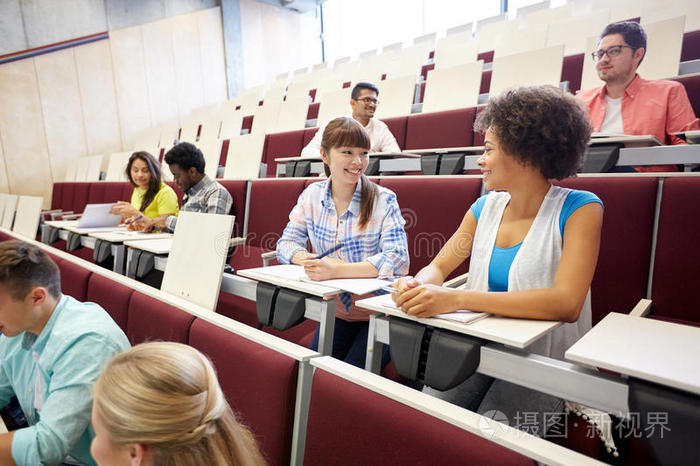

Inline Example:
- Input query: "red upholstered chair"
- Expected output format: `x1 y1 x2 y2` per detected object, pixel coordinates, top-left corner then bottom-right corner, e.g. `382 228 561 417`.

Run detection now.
671 74 700 118
263 128 306 177
681 30 700 62
87 182 107 203
303 367 535 466
307 102 320 120
126 292 194 344
562 53 584 94
100 182 130 203
302 127 319 147
218 179 248 237
379 177 482 278
242 115 254 133
50 183 65 210
480 69 492 95
382 115 408 150
86 273 132 332
58 182 76 214
648 177 700 325
57 259 92 302
188 318 300 466
72 183 91 214
405 107 476 150
221 179 307 327
165 181 185 205
555 177 658 325
478 50 494 63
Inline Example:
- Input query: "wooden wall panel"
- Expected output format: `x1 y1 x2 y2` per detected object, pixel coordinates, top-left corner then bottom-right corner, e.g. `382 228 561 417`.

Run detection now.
170 14 205 122
197 7 228 104
0 59 53 205
74 39 123 159
110 26 152 149
142 18 180 128
35 48 88 183
0 139 11 193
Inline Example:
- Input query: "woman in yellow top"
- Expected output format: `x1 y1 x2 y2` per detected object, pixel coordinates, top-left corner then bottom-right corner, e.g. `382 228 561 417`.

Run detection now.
110 151 179 227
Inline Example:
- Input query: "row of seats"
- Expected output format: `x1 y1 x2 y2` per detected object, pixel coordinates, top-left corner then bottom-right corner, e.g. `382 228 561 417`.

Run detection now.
0 229 575 466
47 174 700 342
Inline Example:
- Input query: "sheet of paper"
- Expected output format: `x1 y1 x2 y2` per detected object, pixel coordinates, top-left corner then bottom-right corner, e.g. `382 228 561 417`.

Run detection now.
374 294 487 324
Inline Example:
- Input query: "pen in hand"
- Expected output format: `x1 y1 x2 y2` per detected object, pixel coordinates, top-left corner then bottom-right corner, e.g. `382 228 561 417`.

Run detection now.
313 242 344 260
125 214 143 226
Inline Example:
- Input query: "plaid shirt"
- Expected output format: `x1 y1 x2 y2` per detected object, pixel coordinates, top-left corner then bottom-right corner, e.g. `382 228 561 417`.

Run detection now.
164 175 233 232
277 179 409 279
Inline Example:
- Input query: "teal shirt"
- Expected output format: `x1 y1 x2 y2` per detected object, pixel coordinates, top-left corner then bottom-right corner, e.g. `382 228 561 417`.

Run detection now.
0 294 130 466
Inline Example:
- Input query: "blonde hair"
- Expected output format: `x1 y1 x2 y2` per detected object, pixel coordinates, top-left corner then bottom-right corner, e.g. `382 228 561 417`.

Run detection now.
93 342 266 466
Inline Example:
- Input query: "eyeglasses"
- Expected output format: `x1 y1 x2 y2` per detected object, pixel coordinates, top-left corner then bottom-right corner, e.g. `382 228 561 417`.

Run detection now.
354 97 379 105
591 45 636 62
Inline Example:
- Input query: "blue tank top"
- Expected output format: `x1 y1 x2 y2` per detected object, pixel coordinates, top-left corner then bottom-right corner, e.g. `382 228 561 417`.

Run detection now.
470 190 603 292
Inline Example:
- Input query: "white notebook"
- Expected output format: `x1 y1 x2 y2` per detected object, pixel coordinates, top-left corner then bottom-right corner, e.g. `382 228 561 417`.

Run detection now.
374 293 488 324
251 264 397 295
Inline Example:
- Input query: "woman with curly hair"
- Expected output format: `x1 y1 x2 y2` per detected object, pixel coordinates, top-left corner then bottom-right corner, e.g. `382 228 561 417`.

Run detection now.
90 342 266 465
393 85 603 436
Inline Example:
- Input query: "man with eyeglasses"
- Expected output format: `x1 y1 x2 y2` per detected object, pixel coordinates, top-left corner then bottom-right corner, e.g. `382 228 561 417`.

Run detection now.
577 21 699 171
301 81 400 158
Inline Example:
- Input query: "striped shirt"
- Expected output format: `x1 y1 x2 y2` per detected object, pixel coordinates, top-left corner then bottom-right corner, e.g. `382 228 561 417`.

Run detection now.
164 175 232 232
277 179 409 280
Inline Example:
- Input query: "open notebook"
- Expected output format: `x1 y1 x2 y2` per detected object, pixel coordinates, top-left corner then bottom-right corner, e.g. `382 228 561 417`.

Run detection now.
249 264 398 295
373 293 488 325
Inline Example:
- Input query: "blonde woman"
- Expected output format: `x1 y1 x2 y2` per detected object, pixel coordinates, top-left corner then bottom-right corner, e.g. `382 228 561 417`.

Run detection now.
91 342 265 466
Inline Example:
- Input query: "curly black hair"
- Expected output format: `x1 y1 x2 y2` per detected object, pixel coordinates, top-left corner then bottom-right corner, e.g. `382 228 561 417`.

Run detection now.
164 142 205 174
474 86 592 180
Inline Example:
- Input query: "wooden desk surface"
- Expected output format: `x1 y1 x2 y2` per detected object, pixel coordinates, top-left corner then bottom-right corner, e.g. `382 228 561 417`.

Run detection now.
357 295 561 348
565 313 700 396
237 267 342 298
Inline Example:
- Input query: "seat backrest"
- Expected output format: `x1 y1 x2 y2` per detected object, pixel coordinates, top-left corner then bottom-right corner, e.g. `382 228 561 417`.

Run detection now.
246 179 307 250
555 177 658 324
126 291 194 344
86 273 133 332
50 183 65 210
381 116 408 150
188 318 300 466
651 177 700 322
489 45 564 97
72 182 91 213
263 129 306 177
379 177 482 277
405 107 476 150
423 61 483 113
217 179 248 237
671 74 700 119
58 259 92 302
303 367 535 466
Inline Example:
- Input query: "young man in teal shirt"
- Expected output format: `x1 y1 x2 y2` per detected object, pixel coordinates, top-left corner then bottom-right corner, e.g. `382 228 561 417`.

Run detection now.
0 241 130 465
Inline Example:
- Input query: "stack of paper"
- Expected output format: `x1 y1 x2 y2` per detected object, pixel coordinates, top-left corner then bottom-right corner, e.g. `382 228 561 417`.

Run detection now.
251 264 396 294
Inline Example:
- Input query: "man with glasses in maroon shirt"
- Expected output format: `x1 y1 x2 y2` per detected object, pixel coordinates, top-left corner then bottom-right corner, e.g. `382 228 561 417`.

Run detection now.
577 21 699 171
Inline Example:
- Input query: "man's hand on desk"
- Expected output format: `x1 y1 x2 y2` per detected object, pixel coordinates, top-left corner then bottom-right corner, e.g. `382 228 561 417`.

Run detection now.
393 283 463 318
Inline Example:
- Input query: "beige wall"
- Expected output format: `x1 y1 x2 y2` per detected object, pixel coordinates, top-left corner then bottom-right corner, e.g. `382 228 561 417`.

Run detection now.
240 0 321 88
0 7 227 207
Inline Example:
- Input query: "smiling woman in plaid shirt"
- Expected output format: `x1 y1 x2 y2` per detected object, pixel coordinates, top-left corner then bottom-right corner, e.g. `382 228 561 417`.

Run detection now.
276 117 409 368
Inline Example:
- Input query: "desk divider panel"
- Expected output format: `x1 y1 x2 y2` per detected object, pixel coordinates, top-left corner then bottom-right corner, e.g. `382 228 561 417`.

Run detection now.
161 211 234 311
13 195 43 240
